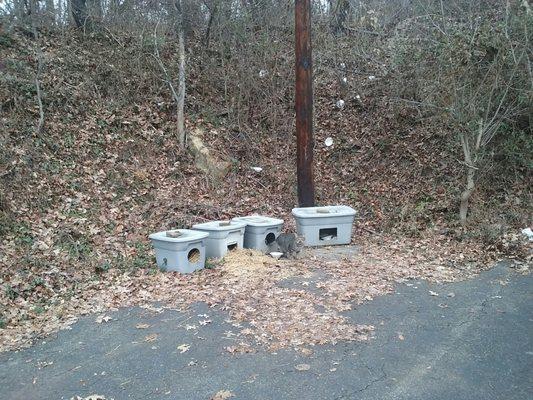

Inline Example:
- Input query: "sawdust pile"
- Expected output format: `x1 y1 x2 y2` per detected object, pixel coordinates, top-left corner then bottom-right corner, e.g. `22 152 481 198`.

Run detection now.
219 249 286 279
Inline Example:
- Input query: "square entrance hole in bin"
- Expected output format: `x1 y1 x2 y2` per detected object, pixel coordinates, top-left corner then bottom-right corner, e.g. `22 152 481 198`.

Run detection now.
319 227 338 241
227 242 238 251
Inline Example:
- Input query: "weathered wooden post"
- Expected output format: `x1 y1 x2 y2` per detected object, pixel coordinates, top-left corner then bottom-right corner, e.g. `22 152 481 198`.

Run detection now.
295 0 316 207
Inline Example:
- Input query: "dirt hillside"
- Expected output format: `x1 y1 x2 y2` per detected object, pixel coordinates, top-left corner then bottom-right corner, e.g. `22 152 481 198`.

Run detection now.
0 27 530 350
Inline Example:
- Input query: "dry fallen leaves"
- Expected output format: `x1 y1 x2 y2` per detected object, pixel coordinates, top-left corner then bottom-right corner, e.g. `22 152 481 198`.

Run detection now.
295 363 311 371
300 348 314 356
1 29 529 357
37 360 54 369
210 390 234 400
95 315 112 324
177 343 190 353
0 237 508 353
144 334 158 342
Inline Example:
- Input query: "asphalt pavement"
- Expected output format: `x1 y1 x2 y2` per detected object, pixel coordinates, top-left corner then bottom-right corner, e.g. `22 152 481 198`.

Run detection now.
1 262 531 400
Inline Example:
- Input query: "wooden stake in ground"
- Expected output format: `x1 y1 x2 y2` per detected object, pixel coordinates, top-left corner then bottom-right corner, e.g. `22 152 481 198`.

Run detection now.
295 0 315 207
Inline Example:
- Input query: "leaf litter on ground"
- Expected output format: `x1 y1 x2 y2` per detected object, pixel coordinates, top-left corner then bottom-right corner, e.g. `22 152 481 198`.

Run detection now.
210 390 234 400
0 236 529 353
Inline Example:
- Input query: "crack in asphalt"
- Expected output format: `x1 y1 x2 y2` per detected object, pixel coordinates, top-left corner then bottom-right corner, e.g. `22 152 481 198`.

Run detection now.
334 363 388 400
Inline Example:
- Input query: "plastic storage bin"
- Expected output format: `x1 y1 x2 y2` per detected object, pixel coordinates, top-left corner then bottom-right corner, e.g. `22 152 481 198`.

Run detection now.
192 220 246 258
292 205 356 246
231 215 284 252
149 229 209 273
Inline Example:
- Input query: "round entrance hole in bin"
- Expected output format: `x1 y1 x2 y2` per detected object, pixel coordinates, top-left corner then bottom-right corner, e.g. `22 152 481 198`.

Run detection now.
188 248 201 263
265 232 276 245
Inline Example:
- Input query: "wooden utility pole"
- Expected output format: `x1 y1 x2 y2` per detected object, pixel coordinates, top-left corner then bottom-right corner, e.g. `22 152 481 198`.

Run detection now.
295 0 315 207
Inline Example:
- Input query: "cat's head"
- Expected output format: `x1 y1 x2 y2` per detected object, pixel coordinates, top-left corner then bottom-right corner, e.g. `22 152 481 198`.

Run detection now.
295 234 305 250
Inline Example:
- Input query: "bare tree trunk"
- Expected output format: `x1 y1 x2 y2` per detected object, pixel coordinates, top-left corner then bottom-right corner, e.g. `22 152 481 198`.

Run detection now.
13 0 26 21
459 166 475 225
330 0 350 35
87 0 102 21
30 0 45 135
27 0 41 27
58 0 63 27
174 0 186 149
459 121 482 226
204 0 218 48
153 11 186 149
66 0 72 26
71 0 89 28
45 0 56 26
177 28 186 148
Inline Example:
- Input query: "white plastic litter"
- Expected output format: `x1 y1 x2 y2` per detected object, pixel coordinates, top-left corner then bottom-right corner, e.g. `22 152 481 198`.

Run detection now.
251 166 263 172
259 69 268 78
336 99 345 109
521 227 533 241
368 75 376 80
324 137 333 147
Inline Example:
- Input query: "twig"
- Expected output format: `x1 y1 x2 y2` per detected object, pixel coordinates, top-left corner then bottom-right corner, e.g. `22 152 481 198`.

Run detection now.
104 27 124 47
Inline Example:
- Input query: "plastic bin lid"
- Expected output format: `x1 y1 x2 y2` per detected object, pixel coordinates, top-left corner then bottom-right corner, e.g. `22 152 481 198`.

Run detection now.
232 215 284 227
149 229 209 242
291 205 356 218
192 220 246 231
